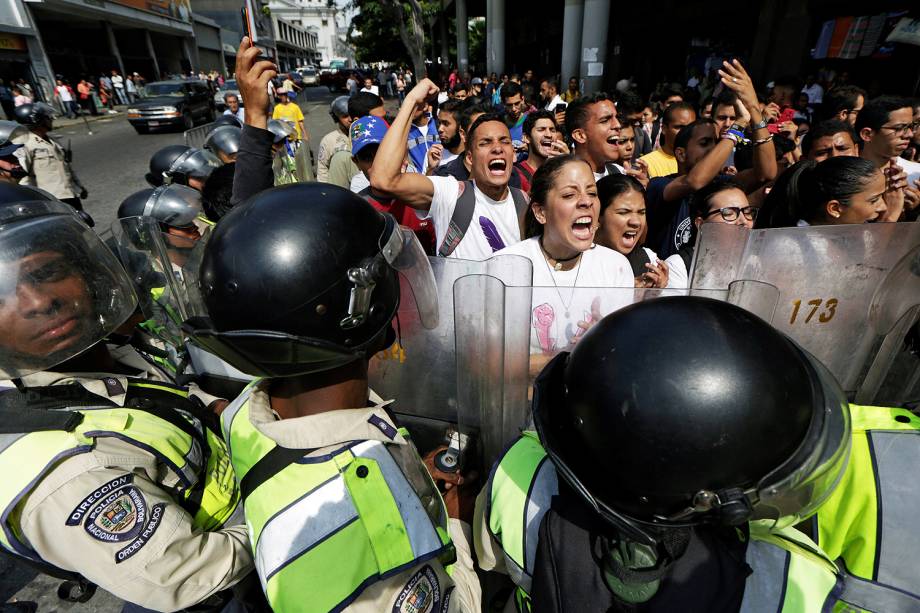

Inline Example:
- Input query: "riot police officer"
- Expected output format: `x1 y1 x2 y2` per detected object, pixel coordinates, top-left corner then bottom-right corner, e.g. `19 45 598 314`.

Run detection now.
317 95 351 182
0 119 27 184
183 183 481 612
13 102 88 211
145 144 221 191
118 183 206 242
475 297 912 611
205 125 242 164
0 183 252 610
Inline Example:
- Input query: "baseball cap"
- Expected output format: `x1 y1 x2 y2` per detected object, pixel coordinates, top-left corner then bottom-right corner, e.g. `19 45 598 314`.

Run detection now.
471 77 483 85
350 115 388 155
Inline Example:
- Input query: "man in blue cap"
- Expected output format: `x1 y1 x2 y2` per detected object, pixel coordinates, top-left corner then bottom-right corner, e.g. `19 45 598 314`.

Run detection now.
0 119 27 184
351 115 435 253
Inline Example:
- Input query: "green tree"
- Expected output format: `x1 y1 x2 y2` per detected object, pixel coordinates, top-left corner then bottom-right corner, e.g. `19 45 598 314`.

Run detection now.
349 0 441 77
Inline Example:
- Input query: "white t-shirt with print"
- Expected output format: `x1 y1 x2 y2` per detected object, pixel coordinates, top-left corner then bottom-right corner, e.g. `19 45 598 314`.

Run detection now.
496 237 634 354
425 175 522 260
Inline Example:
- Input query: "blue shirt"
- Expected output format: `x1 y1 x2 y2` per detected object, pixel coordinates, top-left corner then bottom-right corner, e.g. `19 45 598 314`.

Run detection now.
407 116 440 173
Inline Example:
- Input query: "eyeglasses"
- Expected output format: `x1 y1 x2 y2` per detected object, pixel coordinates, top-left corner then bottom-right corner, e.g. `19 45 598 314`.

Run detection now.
880 121 920 135
703 206 759 222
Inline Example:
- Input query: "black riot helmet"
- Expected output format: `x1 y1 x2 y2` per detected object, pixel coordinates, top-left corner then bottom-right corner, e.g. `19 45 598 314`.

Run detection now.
117 184 203 229
145 145 221 187
212 113 242 129
13 102 55 129
533 296 850 547
183 183 438 378
204 125 241 161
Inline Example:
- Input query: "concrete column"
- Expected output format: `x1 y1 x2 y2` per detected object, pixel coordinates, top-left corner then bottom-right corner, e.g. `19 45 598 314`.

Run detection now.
104 22 126 77
489 0 505 74
182 37 196 72
578 0 609 94
456 0 468 75
439 8 449 66
486 0 493 74
145 30 161 79
560 0 584 89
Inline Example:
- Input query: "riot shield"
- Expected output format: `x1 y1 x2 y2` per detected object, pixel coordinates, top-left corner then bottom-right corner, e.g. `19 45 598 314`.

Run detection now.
690 223 920 404
452 278 781 470
367 254 533 455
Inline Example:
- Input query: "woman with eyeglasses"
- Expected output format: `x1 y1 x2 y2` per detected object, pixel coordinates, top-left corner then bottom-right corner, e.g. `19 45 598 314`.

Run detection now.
756 157 886 228
595 174 688 288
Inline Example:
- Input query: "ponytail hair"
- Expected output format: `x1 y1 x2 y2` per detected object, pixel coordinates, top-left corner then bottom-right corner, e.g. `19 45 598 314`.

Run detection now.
757 156 879 228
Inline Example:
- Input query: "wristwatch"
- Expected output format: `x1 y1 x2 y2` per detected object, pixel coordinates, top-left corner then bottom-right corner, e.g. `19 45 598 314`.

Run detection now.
750 118 768 131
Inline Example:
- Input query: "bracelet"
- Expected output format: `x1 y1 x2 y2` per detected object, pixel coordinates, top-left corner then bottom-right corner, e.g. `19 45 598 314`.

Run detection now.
723 128 748 145
730 123 748 133
751 118 768 131
753 135 773 146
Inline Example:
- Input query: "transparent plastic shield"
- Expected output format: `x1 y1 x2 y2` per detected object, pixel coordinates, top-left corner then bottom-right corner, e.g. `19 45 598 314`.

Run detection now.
382 227 439 329
453 279 780 469
111 217 194 348
690 222 920 403
0 214 137 377
367 255 533 454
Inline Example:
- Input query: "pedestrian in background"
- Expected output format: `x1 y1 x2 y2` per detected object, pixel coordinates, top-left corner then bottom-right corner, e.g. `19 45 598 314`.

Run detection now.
77 78 98 116
12 86 31 107
0 79 14 119
126 74 138 103
111 69 127 105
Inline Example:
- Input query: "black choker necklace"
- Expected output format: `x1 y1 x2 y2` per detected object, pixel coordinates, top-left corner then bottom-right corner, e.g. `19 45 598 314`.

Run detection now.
540 237 581 271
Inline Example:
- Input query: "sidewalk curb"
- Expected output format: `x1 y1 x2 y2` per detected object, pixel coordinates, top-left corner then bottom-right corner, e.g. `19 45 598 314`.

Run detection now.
55 109 127 129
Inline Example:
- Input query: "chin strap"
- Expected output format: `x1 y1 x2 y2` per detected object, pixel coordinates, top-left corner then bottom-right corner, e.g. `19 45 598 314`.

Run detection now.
599 527 691 604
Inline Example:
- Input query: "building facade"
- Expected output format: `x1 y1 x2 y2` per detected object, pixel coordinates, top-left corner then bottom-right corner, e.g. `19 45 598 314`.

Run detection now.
273 15 319 71
267 0 354 67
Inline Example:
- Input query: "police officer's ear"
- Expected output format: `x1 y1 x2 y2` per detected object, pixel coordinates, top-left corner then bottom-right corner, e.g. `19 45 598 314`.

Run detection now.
674 145 688 164
824 199 843 220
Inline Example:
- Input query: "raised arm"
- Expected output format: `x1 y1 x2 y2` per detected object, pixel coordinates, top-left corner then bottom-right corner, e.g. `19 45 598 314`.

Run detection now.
369 79 439 209
231 37 277 205
720 60 777 191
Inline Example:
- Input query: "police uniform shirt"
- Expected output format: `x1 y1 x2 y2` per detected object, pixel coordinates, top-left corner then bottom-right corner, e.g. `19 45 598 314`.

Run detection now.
5 371 252 611
15 131 81 199
243 385 483 612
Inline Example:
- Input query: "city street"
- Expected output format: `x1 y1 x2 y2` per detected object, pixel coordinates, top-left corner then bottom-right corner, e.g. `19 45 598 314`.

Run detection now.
58 85 340 230
0 84 344 613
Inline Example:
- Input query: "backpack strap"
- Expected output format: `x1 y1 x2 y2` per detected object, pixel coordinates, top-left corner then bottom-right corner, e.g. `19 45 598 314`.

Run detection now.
509 186 530 241
437 180 477 257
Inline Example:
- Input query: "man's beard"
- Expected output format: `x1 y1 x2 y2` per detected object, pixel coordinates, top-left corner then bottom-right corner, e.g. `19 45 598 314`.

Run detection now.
442 131 461 150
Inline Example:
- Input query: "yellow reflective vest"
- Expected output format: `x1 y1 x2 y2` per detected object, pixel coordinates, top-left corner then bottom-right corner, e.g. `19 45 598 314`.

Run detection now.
0 378 240 566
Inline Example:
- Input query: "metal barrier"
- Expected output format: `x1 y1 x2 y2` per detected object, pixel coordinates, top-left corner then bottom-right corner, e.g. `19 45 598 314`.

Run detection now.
183 121 216 148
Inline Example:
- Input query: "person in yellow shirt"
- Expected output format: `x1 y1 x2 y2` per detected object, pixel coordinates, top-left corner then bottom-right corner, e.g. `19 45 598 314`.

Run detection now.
271 88 307 141
639 101 696 178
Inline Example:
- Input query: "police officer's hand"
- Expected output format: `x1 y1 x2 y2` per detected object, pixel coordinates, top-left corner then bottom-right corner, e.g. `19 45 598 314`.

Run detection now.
423 446 477 524
235 36 277 129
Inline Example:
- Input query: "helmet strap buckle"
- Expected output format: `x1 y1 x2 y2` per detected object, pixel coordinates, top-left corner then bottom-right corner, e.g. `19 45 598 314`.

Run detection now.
340 265 377 329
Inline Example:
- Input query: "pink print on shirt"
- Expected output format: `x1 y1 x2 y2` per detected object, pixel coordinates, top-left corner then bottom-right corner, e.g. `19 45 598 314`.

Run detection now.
533 303 556 354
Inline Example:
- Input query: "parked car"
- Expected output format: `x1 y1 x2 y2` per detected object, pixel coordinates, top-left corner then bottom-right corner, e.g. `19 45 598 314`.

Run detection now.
320 69 355 93
127 80 215 134
214 79 243 111
298 66 318 86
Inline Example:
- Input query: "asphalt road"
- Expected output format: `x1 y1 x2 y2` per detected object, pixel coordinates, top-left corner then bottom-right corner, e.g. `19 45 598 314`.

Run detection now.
1 85 343 613
57 85 340 231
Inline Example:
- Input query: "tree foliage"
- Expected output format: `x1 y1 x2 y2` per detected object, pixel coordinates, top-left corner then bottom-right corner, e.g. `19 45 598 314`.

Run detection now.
348 0 443 77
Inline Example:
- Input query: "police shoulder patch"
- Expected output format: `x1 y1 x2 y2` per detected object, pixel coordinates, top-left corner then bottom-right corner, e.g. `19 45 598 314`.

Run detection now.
83 486 147 543
393 565 440 613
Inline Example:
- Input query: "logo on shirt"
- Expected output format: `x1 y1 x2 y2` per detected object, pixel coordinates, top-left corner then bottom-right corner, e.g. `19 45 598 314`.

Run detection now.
393 565 440 613
83 486 147 543
674 216 693 251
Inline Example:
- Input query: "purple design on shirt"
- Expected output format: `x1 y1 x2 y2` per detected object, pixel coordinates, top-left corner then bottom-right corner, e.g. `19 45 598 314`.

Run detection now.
478 216 506 252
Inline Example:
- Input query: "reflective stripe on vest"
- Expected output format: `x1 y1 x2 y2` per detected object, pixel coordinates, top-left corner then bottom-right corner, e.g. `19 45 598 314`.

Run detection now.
816 405 920 597
741 525 841 612
486 431 557 595
225 391 452 612
0 385 239 563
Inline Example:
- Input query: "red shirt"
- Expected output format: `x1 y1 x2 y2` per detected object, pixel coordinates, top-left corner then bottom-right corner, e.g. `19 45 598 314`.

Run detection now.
360 190 436 255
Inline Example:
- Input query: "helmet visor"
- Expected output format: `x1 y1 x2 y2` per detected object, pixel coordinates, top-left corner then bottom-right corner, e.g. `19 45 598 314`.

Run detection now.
0 209 137 377
751 352 851 529
381 226 439 329
169 148 222 180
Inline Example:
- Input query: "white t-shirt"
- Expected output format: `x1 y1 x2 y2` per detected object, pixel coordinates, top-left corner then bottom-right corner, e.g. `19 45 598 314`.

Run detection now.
56 85 72 102
350 171 370 193
441 149 459 165
802 83 824 104
112 75 124 89
896 156 920 186
223 107 245 123
544 95 564 112
424 176 522 260
496 237 634 354
360 85 379 96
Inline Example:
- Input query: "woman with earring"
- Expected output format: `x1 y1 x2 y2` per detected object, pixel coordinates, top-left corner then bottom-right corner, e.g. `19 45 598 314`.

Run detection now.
495 155 633 364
